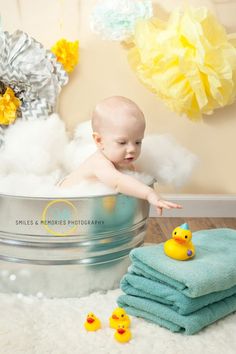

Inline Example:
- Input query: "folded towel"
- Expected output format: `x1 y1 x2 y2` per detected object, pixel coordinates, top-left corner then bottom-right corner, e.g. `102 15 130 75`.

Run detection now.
128 228 236 298
121 273 236 315
117 228 236 334
117 293 236 334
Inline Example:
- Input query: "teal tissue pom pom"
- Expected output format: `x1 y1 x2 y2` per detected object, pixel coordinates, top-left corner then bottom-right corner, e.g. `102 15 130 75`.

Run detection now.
90 0 153 41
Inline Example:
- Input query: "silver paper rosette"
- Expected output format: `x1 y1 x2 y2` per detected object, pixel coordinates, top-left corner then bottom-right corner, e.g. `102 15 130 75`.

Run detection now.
0 30 69 147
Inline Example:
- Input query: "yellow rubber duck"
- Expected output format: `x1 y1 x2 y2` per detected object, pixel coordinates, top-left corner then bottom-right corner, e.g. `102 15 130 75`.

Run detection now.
109 307 131 329
164 223 195 261
114 324 132 343
84 312 101 331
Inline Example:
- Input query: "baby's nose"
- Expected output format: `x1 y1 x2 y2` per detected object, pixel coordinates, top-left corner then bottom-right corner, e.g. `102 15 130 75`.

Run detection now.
126 143 136 153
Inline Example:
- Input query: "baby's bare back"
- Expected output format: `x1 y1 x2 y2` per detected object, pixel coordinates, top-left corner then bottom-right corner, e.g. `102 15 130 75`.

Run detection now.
58 151 112 188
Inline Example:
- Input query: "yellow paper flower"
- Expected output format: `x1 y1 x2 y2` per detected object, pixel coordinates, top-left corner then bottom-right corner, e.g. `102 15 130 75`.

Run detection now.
0 87 21 125
51 39 79 73
128 7 236 120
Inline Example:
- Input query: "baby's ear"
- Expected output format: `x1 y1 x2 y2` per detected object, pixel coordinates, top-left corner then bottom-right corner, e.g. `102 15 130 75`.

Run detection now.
92 132 103 148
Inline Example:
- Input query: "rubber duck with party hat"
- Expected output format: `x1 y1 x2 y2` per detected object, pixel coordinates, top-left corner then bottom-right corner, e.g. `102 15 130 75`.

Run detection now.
164 223 195 261
114 323 132 343
84 312 101 331
109 307 131 329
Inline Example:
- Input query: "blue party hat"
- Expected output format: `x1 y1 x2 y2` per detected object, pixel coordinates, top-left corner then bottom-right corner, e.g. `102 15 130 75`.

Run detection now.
180 223 189 230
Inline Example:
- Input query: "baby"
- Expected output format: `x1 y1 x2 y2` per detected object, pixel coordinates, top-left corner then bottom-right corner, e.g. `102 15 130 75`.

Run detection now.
59 96 182 215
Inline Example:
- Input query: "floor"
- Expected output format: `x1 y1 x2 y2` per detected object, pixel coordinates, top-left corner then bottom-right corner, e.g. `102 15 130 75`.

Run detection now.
145 217 236 243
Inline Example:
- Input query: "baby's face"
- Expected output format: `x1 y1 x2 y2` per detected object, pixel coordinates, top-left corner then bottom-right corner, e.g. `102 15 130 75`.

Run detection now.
99 116 145 168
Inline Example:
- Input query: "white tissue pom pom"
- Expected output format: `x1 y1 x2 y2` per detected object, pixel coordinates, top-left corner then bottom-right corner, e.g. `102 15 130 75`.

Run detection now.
74 120 93 143
90 0 153 41
0 172 61 197
0 172 116 197
136 135 198 188
61 120 96 173
0 114 68 176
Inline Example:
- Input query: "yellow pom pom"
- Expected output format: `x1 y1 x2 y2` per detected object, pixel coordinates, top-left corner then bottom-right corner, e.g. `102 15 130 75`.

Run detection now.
0 87 21 125
51 39 79 73
127 7 236 120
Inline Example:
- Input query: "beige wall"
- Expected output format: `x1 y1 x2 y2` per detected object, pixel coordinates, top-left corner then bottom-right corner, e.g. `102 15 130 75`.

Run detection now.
1 0 236 194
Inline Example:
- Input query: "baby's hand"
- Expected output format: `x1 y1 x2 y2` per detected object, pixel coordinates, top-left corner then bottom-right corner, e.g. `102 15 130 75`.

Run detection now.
147 191 182 216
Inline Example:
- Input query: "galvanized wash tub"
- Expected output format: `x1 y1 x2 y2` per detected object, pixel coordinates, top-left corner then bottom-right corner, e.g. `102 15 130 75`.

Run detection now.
0 191 150 297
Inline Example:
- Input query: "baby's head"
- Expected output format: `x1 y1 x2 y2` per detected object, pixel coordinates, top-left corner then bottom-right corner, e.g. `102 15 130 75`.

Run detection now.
92 96 146 168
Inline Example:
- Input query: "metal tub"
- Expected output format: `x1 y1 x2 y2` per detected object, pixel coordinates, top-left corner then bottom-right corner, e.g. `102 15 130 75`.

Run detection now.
0 191 150 297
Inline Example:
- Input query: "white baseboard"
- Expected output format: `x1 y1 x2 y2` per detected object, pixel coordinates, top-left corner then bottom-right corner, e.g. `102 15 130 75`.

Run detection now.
149 194 236 217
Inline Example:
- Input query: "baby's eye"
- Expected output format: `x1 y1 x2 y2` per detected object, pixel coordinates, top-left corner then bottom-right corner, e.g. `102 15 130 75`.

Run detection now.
136 141 142 145
118 141 126 145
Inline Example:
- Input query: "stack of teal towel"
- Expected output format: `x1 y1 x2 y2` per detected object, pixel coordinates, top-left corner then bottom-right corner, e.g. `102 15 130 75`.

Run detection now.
117 228 236 335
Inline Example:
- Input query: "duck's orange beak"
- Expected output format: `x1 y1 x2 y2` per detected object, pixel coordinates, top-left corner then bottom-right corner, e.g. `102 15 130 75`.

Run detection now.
112 314 119 319
87 317 95 323
117 328 125 334
173 236 186 244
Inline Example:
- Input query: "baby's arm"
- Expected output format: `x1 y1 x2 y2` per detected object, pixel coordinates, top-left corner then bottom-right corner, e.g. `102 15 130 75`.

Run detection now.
94 159 182 215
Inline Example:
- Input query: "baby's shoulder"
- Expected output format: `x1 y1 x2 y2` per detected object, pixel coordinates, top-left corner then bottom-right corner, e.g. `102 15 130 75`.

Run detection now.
90 151 114 168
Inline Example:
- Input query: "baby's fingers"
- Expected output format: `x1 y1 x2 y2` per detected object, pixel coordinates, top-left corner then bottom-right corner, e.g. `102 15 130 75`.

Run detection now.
157 201 171 209
164 201 182 209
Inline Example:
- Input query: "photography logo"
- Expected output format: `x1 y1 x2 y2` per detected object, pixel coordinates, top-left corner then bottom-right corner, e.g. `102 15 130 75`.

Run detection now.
41 199 78 236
